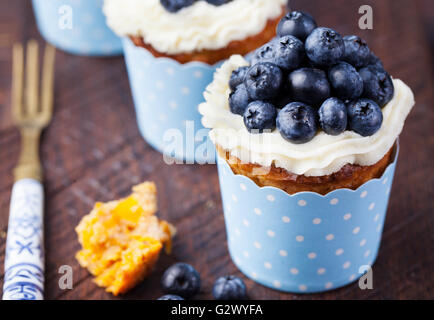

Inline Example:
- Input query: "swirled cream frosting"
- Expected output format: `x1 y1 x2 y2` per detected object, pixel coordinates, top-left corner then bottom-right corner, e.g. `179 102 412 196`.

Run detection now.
103 0 287 54
199 55 415 176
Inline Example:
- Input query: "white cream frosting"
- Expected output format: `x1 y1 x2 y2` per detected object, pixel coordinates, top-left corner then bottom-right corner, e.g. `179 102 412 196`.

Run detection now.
199 55 415 176
103 0 286 54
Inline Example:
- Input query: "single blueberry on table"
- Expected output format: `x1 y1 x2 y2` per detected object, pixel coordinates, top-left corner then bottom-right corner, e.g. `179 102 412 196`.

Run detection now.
342 35 371 68
359 65 394 107
243 101 277 133
277 102 318 144
157 294 184 300
245 62 283 100
160 0 196 13
212 276 247 300
319 97 348 135
347 99 383 136
288 68 331 107
328 62 364 101
277 11 317 41
305 27 345 66
229 84 251 116
161 263 201 298
229 66 249 91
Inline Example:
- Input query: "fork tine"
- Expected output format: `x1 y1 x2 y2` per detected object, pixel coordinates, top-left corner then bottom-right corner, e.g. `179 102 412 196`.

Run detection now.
40 44 56 123
11 43 24 122
25 40 39 116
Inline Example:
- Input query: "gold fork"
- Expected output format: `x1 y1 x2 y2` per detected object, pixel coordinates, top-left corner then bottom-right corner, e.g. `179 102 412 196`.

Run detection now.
2 40 55 300
12 40 56 182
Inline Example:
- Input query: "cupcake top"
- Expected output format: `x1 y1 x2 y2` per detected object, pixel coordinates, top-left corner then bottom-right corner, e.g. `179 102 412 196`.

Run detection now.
103 0 287 54
199 12 415 177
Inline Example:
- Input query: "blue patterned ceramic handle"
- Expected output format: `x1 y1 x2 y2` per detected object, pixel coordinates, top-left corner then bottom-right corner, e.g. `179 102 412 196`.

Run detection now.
3 179 44 300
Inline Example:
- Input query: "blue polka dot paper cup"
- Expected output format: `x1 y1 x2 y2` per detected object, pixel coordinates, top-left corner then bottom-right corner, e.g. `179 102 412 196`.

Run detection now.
123 38 218 163
217 146 399 293
32 0 122 56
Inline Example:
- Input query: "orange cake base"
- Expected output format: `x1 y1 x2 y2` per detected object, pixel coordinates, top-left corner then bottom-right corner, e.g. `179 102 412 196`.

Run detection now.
75 182 175 295
217 145 395 195
130 9 285 65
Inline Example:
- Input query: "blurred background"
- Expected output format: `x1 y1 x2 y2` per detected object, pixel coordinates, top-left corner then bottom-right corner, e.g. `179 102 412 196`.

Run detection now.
0 0 432 300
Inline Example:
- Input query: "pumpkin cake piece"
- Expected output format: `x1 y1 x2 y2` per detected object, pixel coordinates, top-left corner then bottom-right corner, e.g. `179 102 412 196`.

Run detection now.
75 182 175 296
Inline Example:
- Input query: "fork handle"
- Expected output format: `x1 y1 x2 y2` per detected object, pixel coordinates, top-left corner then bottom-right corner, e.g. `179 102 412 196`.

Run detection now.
14 127 43 182
3 179 44 300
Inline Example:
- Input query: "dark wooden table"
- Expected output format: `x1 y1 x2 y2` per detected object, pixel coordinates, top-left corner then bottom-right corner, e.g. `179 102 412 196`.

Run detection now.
0 0 433 300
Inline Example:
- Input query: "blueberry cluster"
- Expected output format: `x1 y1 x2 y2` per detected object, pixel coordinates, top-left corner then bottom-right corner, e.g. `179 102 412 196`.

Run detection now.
160 0 233 13
229 11 395 144
158 262 247 300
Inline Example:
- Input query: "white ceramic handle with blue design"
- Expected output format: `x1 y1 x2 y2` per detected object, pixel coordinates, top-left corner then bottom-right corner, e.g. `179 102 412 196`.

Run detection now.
3 179 44 300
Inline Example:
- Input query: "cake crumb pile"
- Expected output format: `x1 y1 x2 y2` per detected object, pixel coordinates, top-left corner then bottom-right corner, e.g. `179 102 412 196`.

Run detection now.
76 182 175 295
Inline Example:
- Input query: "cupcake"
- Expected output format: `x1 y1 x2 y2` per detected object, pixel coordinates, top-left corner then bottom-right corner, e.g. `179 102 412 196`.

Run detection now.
103 0 288 163
32 0 122 56
199 11 415 292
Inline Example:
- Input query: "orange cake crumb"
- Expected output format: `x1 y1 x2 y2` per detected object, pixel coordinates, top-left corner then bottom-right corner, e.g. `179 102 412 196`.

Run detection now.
75 182 175 295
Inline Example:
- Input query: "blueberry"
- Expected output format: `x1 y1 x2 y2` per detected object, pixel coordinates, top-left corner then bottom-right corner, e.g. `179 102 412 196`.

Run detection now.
245 62 283 100
229 66 249 91
288 68 331 107
347 99 383 136
270 81 292 108
243 101 277 133
277 11 317 41
251 41 277 65
161 263 201 298
366 52 384 69
160 0 196 13
229 84 251 116
342 35 370 68
205 0 232 5
359 65 394 107
305 27 345 66
270 36 305 71
212 276 247 300
328 62 363 101
277 102 318 144
157 295 184 300
271 93 293 109
319 97 347 135
251 36 304 71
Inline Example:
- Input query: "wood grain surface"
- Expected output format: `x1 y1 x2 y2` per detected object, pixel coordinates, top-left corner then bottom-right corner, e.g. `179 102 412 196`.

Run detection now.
0 0 433 300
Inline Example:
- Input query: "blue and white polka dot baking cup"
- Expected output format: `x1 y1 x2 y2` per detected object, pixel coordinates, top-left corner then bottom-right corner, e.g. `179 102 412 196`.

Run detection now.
123 38 219 164
217 145 399 293
32 0 122 56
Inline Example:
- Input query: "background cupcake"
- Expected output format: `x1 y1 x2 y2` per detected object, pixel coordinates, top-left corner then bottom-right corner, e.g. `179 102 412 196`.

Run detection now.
199 11 415 292
103 0 288 163
32 0 122 56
